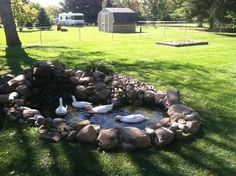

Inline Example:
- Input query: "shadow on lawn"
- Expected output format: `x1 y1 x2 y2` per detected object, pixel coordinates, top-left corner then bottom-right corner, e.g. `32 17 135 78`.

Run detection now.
5 46 35 75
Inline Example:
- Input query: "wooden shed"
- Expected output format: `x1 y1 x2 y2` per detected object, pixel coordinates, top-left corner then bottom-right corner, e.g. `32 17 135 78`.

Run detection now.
97 8 137 33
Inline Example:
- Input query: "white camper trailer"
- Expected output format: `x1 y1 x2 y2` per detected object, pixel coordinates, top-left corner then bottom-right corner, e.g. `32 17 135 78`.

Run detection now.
58 12 84 26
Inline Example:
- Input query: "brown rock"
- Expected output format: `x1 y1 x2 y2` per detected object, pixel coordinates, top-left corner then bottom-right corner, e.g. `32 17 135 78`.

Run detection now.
144 90 156 103
97 129 119 150
52 118 67 129
170 113 185 121
184 111 200 121
14 99 25 106
69 76 80 85
76 125 97 143
120 142 136 151
79 76 94 84
159 118 170 127
66 130 78 141
72 120 90 131
186 120 200 134
163 91 181 108
155 92 166 104
167 104 194 116
153 127 174 147
75 85 87 100
120 127 151 149
98 89 111 100
22 109 40 119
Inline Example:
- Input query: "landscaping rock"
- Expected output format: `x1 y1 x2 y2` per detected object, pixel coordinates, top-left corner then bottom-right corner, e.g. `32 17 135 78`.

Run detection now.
79 76 94 84
120 142 136 151
167 104 194 116
153 127 174 147
15 85 31 97
75 85 87 100
159 118 170 127
164 91 180 108
186 120 200 134
69 76 80 85
52 118 67 129
93 70 105 78
155 92 166 104
184 111 200 121
144 90 156 103
72 120 90 131
120 127 151 149
175 130 193 141
76 125 97 143
94 82 106 91
41 129 62 142
66 130 78 141
22 109 40 119
97 128 119 150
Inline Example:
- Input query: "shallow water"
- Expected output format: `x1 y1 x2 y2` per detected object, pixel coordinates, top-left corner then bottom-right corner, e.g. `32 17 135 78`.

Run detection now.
66 106 165 130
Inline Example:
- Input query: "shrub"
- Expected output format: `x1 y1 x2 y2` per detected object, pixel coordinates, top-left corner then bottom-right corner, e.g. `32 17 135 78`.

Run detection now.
85 60 114 74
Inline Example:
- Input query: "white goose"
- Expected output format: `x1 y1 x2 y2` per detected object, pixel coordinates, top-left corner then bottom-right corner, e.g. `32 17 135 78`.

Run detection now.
89 103 113 114
115 114 148 123
71 95 92 109
55 97 68 116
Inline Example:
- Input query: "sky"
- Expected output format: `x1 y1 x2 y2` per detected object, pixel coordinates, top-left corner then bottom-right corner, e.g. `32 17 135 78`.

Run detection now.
30 0 62 7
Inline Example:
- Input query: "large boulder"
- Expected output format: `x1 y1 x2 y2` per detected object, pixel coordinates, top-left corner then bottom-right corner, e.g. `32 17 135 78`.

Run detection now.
120 127 151 149
186 120 200 134
153 127 174 147
76 125 97 143
97 128 119 150
144 90 156 103
163 91 180 108
72 120 90 131
167 104 194 116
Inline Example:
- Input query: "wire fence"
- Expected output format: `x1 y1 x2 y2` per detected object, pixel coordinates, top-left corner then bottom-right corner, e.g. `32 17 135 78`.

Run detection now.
0 21 210 46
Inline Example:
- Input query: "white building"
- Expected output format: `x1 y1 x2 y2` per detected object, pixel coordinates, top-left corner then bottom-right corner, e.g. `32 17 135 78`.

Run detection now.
58 12 84 26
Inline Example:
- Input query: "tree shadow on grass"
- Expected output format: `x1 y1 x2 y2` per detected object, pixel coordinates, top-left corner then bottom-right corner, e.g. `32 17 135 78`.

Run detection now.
5 46 36 75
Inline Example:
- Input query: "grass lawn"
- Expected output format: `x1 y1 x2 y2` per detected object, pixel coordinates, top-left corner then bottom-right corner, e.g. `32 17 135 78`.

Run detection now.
0 25 236 176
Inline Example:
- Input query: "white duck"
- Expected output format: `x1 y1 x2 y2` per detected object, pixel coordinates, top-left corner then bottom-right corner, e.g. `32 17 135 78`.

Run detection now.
55 97 68 116
89 104 114 114
115 114 148 123
71 95 92 109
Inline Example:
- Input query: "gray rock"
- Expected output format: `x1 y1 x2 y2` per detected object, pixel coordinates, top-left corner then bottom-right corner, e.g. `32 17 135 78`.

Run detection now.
186 120 200 134
120 127 151 149
164 91 181 108
167 104 194 116
120 142 136 151
93 70 105 78
155 92 166 104
153 127 174 147
76 125 97 143
170 113 185 121
41 129 62 142
159 118 170 127
79 76 94 84
69 76 80 85
185 111 200 121
75 85 87 100
15 85 31 97
72 120 90 131
175 129 193 141
22 109 40 119
52 118 67 129
94 82 106 91
33 66 53 77
97 129 119 150
144 90 156 103
98 89 111 100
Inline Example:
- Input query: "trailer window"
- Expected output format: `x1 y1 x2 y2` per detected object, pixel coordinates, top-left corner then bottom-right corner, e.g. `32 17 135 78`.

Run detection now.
72 16 84 20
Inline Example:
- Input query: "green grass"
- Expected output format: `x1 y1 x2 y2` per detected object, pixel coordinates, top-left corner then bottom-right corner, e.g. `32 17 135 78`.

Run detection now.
0 25 236 176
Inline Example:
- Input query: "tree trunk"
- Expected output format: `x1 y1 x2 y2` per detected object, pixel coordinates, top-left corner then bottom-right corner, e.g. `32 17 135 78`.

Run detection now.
0 0 21 46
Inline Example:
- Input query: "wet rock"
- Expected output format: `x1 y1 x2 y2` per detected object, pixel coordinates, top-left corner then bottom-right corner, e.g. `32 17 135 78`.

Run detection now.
93 70 105 78
76 125 97 143
66 130 78 142
153 127 174 147
79 76 94 84
15 85 31 97
167 104 194 116
97 129 119 150
144 90 156 103
120 127 151 149
164 91 181 108
69 76 80 85
72 120 90 131
41 129 62 142
94 82 106 91
75 85 87 100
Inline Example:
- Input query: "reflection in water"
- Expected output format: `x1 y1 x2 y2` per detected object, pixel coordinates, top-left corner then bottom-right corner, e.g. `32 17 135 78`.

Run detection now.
66 106 165 130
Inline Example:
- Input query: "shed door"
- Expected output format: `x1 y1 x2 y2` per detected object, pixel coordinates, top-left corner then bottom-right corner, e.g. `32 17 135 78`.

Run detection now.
101 13 109 32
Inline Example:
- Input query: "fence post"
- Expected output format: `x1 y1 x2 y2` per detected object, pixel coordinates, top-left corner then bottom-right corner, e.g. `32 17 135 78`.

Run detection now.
79 27 81 41
39 29 42 44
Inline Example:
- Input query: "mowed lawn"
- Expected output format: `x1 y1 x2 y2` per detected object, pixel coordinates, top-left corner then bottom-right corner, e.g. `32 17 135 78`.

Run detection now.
0 26 236 176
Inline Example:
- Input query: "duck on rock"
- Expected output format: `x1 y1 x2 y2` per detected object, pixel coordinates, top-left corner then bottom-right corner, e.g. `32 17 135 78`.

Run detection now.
115 114 148 123
55 97 68 116
89 104 114 114
71 95 92 109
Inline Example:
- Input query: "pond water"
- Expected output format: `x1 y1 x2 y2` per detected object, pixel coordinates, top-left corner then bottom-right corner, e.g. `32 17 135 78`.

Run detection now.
65 106 165 130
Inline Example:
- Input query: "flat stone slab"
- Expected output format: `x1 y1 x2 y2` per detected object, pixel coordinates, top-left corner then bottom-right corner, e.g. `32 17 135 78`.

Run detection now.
156 40 208 47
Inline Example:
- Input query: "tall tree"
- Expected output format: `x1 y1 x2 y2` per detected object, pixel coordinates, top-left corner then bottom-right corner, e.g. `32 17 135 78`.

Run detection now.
37 8 51 29
60 0 102 23
143 0 168 20
0 0 21 46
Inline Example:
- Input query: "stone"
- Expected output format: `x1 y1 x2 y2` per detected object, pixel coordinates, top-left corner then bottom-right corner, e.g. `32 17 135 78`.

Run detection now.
120 127 151 149
41 129 62 142
33 66 53 77
178 123 189 132
0 83 15 94
155 92 166 104
72 120 90 131
0 94 13 104
52 118 67 129
120 142 136 152
75 85 87 100
22 109 40 119
167 104 194 116
97 129 119 150
79 76 94 84
35 114 45 124
170 113 185 121
111 81 122 88
69 76 80 85
153 127 174 147
104 76 113 83
1 74 14 83
175 130 193 141
66 130 78 141
169 122 179 132
144 90 156 103
164 91 181 108
14 99 25 106
159 118 170 127
186 120 200 134
94 82 106 91
98 89 111 100
9 115 18 121
111 97 123 107
93 70 105 78
177 119 186 124
76 125 97 143
15 85 31 97
185 111 200 121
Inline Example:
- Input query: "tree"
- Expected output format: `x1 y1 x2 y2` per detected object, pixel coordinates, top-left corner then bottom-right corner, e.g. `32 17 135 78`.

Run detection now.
143 0 168 20
11 0 38 31
46 5 61 18
0 0 21 46
60 0 102 23
37 8 51 29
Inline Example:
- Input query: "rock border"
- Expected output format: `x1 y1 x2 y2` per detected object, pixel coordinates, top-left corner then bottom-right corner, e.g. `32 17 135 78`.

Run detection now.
0 61 201 151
